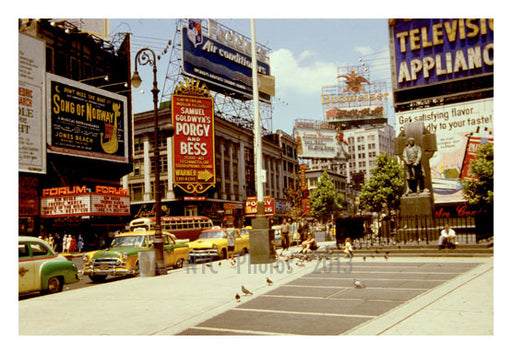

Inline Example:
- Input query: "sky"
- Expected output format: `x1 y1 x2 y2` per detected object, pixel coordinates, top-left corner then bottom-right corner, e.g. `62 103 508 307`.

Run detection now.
109 17 392 134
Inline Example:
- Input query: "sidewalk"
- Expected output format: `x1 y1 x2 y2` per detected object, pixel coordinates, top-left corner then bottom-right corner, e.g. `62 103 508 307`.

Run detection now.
18 243 493 336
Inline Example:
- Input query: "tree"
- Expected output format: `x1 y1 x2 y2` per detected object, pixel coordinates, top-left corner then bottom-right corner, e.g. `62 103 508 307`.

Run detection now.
359 153 405 215
462 143 493 208
284 185 304 219
310 171 344 223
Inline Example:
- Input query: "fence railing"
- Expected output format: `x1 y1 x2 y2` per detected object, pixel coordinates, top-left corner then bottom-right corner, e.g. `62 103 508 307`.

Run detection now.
388 215 476 244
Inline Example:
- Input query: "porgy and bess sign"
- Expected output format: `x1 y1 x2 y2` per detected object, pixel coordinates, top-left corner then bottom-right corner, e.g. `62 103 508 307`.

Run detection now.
46 74 129 163
40 185 130 217
390 19 493 90
395 98 493 203
172 94 216 194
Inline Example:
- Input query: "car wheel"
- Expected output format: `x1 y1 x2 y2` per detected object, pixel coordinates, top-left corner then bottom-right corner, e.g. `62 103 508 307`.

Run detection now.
242 247 249 254
220 249 227 260
46 276 63 294
175 258 184 269
89 275 108 283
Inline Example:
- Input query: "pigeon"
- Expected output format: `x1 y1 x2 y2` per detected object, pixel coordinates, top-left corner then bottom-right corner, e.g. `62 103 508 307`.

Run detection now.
235 293 241 302
266 277 273 286
218 261 222 266
206 263 212 267
241 285 253 296
362 256 366 261
353 279 366 289
384 255 389 260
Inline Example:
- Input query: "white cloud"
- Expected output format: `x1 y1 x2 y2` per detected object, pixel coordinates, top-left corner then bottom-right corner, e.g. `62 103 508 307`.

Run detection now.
269 48 338 96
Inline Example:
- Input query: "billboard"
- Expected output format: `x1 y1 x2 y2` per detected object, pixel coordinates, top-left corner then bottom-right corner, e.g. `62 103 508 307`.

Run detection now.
395 98 493 203
181 20 272 103
294 120 349 160
19 33 46 174
172 94 216 194
321 66 390 125
46 74 129 163
390 19 494 91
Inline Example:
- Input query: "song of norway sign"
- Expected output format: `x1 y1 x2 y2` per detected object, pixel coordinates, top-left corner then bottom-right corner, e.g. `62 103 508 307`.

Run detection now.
46 74 129 163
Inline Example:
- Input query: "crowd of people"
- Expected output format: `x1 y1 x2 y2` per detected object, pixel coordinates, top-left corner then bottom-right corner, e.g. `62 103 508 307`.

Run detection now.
39 233 84 253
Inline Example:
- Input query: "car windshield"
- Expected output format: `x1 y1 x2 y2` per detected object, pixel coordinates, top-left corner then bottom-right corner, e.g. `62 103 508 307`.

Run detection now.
110 235 152 247
199 231 226 239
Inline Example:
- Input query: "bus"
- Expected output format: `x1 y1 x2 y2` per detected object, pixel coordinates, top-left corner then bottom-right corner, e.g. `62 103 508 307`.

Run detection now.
128 216 214 242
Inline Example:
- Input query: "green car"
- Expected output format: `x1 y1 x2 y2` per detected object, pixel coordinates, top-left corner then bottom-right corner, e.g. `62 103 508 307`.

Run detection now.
19 236 79 295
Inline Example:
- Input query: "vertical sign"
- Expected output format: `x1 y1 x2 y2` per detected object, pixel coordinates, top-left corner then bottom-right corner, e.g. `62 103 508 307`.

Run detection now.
172 94 216 194
19 33 46 173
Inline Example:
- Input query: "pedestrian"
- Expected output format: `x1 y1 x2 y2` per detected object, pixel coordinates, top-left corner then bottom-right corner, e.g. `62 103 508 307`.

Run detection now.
343 237 354 258
61 234 67 253
69 235 77 253
281 218 291 250
65 234 72 253
48 233 54 250
300 233 318 253
53 233 61 252
227 227 236 260
299 218 309 243
77 235 84 253
438 224 456 250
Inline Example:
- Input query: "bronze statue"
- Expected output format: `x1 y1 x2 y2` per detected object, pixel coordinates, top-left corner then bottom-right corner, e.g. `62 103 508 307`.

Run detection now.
402 137 424 194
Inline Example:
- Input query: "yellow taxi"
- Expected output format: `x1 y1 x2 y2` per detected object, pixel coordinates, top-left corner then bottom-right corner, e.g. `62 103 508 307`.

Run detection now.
187 227 249 263
83 229 190 282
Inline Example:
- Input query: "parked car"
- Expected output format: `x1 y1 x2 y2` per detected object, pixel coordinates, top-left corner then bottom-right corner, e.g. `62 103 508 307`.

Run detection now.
82 230 189 282
19 236 79 295
187 227 249 263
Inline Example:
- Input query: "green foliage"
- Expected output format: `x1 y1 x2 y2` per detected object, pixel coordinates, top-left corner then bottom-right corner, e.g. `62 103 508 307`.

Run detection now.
359 153 405 214
310 171 344 222
462 143 493 208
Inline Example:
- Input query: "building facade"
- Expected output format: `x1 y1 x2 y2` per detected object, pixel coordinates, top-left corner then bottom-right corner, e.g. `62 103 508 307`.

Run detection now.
125 106 299 227
309 123 395 184
18 19 132 248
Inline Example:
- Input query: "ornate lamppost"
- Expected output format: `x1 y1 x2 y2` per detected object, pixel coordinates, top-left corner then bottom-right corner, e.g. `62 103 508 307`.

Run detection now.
131 47 171 276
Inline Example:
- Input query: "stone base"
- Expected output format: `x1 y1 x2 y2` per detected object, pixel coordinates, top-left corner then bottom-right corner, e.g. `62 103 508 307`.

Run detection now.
249 217 275 264
400 193 434 217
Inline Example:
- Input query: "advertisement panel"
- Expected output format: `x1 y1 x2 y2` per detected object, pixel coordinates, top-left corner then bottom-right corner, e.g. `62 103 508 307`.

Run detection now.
172 94 216 194
395 98 493 203
294 121 349 160
46 74 129 163
40 185 130 217
390 19 494 91
181 22 271 103
245 196 275 216
19 33 46 174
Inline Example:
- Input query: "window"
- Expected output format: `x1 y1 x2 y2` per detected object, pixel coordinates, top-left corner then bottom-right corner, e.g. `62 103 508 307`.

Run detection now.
19 244 29 258
30 242 51 257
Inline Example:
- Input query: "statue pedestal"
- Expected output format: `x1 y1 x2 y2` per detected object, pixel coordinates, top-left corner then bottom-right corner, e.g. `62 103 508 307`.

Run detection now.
400 192 434 217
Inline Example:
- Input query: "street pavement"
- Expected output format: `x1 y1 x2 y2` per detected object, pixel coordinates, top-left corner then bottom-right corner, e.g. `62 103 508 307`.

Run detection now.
18 242 494 337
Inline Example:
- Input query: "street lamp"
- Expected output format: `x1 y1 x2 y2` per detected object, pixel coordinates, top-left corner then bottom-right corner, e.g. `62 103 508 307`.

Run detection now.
131 47 170 276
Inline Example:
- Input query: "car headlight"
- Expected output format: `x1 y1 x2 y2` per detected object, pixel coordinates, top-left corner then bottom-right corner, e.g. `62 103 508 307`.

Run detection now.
82 254 89 262
122 252 128 261
212 244 217 250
